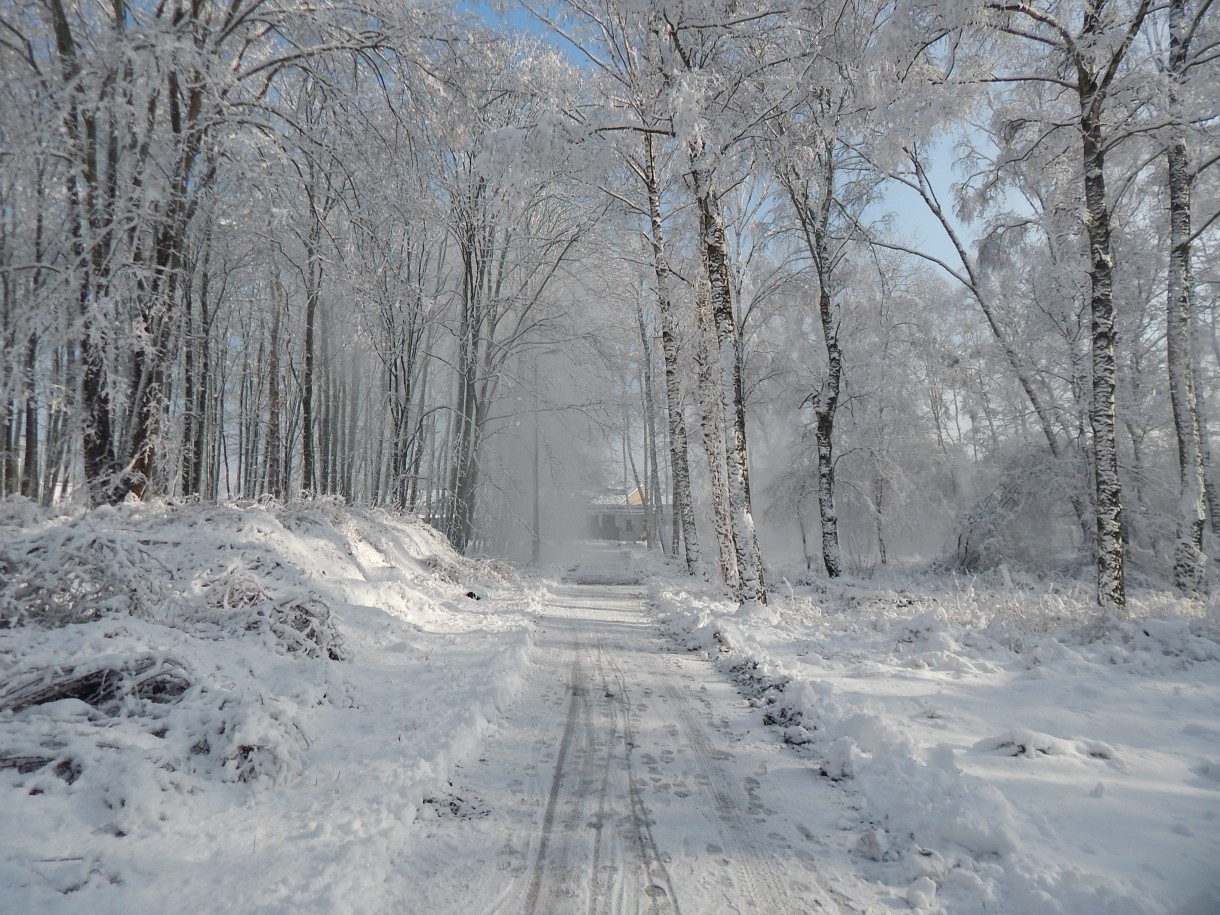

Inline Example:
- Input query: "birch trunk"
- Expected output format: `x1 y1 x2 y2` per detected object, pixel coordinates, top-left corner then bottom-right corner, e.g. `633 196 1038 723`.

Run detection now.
1198 384 1220 537
1080 82 1125 608
987 0 1152 603
21 336 39 499
655 20 763 598
696 175 766 604
694 276 739 593
782 148 843 578
1166 0 1207 593
644 134 701 574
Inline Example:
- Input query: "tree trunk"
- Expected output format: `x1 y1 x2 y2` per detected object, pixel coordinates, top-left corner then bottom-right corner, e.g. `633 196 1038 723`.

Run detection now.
449 230 482 552
815 404 842 578
192 257 213 498
625 404 648 545
783 148 843 578
42 346 69 507
637 298 665 550
695 176 766 604
21 335 39 499
694 277 739 593
1198 383 1220 537
180 285 199 496
873 456 887 566
1 406 15 497
1080 81 1125 608
644 134 701 574
302 209 322 496
265 278 286 499
1166 0 1207 594
408 342 434 512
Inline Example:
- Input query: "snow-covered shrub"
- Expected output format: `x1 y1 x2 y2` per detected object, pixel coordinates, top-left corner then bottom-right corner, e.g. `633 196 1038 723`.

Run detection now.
0 502 352 661
0 519 182 628
0 612 319 805
942 446 1086 575
0 499 451 799
0 652 191 715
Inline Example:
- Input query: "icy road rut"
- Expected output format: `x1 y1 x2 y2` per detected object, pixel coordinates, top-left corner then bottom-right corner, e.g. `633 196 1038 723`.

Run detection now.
408 560 863 915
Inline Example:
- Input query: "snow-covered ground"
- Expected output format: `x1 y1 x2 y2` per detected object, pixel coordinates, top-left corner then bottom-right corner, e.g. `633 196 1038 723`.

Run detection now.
654 568 1220 914
1 502 1218 914
0 500 542 914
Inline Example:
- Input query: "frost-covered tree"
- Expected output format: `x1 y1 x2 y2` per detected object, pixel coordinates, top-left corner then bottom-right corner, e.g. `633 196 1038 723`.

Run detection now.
755 0 886 579
0 0 409 505
1160 0 1218 593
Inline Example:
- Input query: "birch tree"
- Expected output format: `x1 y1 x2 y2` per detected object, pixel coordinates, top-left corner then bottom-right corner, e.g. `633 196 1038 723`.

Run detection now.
657 4 771 603
1162 0 1217 593
1006 0 1145 605
926 0 1157 605
538 0 706 575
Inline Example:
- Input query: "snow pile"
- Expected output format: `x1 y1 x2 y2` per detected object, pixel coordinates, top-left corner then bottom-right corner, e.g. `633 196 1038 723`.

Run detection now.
0 499 539 913
653 574 1220 915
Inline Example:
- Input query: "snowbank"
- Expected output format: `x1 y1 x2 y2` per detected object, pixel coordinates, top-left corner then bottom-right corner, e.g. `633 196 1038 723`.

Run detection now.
0 499 540 914
652 572 1220 915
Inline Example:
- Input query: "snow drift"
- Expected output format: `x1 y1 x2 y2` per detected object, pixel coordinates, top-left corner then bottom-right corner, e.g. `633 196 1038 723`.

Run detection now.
0 498 539 913
653 570 1220 915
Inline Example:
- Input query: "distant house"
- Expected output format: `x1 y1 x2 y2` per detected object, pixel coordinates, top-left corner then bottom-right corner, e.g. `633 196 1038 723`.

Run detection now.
585 487 670 542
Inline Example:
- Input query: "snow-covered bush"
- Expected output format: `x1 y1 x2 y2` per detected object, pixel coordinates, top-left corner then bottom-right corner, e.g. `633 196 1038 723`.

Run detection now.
0 499 485 799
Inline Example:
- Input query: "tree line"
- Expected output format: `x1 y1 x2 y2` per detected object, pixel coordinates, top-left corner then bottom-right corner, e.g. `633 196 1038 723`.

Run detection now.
1 0 1216 606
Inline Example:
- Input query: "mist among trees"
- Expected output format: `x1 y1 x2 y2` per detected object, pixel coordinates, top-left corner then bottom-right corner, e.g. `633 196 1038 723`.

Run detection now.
2 0 1217 606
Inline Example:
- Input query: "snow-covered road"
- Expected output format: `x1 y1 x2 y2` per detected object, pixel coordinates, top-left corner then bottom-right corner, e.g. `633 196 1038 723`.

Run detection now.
408 548 873 915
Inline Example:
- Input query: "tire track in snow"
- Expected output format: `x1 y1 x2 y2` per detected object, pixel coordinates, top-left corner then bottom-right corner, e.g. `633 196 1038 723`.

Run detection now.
413 556 866 915
584 614 833 915
522 644 588 913
593 637 681 915
522 621 678 915
569 567 848 914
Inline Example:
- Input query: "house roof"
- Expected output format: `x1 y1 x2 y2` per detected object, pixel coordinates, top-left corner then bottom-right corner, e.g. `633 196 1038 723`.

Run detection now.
587 486 671 510
588 485 648 507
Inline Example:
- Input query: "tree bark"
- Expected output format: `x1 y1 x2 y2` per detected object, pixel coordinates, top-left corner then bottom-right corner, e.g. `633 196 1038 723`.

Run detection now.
695 173 766 603
1166 0 1207 594
782 145 843 578
302 204 323 496
637 298 665 550
694 276 740 593
644 134 701 574
1080 81 1125 608
448 209 484 553
265 277 286 499
21 335 39 499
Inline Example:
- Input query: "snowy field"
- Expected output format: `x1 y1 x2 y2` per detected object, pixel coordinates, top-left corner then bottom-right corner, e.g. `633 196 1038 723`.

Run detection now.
1 501 1218 914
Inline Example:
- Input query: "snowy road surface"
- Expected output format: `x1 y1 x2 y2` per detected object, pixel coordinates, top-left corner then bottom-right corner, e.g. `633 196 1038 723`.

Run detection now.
409 548 870 914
